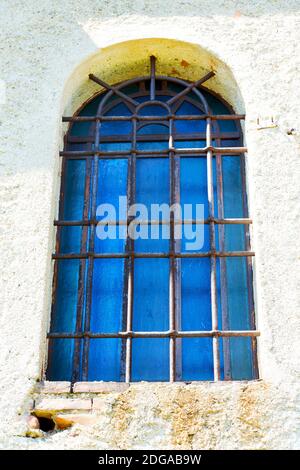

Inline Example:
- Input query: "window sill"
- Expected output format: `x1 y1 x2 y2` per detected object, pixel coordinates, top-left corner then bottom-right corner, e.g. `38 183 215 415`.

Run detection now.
29 380 262 433
36 379 261 394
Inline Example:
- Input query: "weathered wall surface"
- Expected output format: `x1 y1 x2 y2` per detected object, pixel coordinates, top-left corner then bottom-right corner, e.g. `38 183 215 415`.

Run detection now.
0 0 299 449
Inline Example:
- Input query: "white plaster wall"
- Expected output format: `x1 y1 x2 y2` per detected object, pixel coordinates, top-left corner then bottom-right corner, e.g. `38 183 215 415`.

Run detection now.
0 0 299 449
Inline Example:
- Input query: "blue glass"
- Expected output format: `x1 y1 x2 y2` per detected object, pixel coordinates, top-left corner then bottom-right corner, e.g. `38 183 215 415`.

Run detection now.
95 159 127 253
135 158 169 253
88 339 122 381
182 338 214 381
48 259 80 381
91 259 124 333
180 158 209 252
133 259 169 332
49 80 254 382
132 339 169 381
181 258 211 331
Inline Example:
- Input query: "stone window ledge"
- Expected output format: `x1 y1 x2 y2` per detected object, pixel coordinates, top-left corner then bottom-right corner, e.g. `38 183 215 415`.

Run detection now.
28 380 262 434
35 379 261 395
37 381 129 394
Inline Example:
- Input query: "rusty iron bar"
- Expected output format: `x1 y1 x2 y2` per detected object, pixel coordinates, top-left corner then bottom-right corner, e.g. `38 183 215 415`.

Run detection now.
67 131 240 143
169 117 176 382
54 218 253 227
206 115 221 381
150 55 156 101
173 125 182 381
62 114 246 123
167 71 215 105
89 73 139 108
124 118 137 383
214 125 231 380
71 150 92 382
52 251 255 260
48 330 260 339
239 146 259 380
59 147 248 158
81 118 101 381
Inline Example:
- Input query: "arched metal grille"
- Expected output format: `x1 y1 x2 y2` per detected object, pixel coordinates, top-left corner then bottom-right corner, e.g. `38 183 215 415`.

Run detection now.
48 56 259 383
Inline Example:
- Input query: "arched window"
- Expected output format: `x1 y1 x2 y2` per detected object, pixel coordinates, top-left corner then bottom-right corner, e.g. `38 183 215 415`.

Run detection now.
47 57 259 383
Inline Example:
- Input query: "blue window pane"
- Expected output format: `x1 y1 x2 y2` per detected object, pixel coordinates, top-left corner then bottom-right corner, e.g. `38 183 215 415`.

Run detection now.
63 159 86 220
182 338 214 381
48 258 81 381
100 142 132 152
135 158 169 252
133 259 169 331
139 103 168 116
224 257 250 331
222 157 244 218
132 339 169 381
180 158 209 252
181 258 211 331
101 103 132 135
60 226 84 253
134 222 169 253
95 159 127 253
88 339 122 381
51 259 80 333
223 337 253 380
175 101 206 134
175 140 206 149
137 141 169 151
138 123 169 135
91 259 124 333
47 339 75 381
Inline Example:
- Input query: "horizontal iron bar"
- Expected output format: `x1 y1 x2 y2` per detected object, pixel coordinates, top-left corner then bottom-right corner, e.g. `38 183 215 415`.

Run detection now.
63 114 246 123
67 131 240 144
48 330 260 339
59 147 247 158
62 153 243 160
52 251 255 260
54 218 252 227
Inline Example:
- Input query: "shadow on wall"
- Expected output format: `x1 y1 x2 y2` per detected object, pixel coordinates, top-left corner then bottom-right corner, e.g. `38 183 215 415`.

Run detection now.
41 0 300 22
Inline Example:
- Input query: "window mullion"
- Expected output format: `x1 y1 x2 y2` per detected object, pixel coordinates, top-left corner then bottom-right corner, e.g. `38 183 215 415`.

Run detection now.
169 117 177 382
215 130 231 380
206 116 221 381
72 154 92 383
81 118 101 381
124 117 137 383
240 147 259 379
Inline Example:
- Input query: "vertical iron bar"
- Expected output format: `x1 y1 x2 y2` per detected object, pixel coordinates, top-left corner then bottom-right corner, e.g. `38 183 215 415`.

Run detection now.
169 118 176 382
47 152 67 379
215 129 231 380
172 118 182 381
82 118 100 380
240 150 259 379
206 116 221 381
150 56 156 101
125 117 137 383
72 154 92 383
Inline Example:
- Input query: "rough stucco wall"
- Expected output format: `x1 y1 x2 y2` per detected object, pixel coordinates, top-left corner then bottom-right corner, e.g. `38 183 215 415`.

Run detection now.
0 0 299 449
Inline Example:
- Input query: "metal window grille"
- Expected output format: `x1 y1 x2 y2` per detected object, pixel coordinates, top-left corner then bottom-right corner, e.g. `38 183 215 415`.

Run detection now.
47 56 259 383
